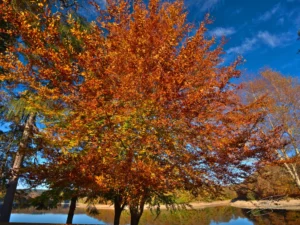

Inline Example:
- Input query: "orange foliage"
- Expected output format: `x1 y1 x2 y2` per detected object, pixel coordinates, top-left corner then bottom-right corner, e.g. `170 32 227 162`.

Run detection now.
0 0 282 222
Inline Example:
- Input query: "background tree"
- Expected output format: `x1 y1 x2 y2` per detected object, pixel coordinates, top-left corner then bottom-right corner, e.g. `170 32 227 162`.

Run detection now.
236 164 300 200
0 96 37 222
0 0 87 221
0 93 24 198
26 145 107 224
245 69 300 189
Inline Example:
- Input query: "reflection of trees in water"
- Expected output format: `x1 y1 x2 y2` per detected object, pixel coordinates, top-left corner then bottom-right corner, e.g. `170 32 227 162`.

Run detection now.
242 209 300 225
86 208 300 225
89 209 130 225
14 206 300 225
89 207 246 225
13 206 247 224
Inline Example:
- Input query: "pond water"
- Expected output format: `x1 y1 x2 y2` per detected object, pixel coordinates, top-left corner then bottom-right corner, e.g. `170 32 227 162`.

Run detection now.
11 206 300 225
11 214 105 224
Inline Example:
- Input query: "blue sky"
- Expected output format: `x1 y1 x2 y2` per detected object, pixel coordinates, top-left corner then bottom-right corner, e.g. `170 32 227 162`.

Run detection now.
81 0 300 79
183 0 300 79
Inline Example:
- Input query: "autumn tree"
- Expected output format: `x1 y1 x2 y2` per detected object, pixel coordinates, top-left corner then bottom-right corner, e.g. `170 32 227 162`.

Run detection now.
27 149 103 224
0 93 20 198
0 100 37 222
0 0 281 224
245 69 300 189
25 137 112 224
0 0 88 221
236 164 300 200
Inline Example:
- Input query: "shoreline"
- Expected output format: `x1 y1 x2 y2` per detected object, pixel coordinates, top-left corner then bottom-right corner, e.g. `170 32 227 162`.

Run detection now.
230 199 300 210
76 200 231 210
76 199 300 210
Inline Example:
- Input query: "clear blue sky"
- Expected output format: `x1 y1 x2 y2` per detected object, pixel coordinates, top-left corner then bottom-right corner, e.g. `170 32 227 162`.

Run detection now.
183 0 300 78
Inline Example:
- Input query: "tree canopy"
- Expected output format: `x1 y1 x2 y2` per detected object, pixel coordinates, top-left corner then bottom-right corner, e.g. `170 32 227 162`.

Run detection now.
0 0 283 224
245 69 300 189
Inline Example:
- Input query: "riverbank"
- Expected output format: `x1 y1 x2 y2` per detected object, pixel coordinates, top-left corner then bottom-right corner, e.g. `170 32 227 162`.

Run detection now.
230 199 300 210
77 199 300 210
76 200 231 210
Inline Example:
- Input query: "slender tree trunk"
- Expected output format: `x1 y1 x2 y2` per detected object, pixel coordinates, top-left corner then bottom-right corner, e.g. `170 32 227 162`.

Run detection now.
114 195 126 225
0 113 36 222
280 157 300 190
291 164 300 189
66 196 78 224
130 209 143 225
129 201 145 225
114 205 122 225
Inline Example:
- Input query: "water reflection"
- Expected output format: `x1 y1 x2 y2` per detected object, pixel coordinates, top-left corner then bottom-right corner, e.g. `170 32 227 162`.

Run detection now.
11 206 300 225
10 214 105 224
246 209 300 225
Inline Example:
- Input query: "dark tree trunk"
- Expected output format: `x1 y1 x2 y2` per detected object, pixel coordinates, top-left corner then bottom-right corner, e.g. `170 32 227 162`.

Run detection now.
66 196 78 224
114 199 122 225
0 176 18 222
130 212 142 225
129 201 145 225
0 113 36 222
114 195 126 225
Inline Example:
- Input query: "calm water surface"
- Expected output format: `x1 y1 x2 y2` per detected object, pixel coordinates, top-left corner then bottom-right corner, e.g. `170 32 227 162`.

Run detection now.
11 206 300 225
11 214 105 224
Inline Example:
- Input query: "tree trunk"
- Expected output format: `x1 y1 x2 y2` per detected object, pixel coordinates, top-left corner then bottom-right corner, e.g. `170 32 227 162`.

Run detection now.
282 160 300 190
114 199 122 225
114 195 126 225
130 209 143 225
291 164 300 189
114 206 122 225
66 196 77 224
0 112 36 222
130 213 142 225
129 201 145 225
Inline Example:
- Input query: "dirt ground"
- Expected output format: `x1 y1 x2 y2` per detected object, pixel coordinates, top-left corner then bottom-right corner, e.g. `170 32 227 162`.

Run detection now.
230 199 300 210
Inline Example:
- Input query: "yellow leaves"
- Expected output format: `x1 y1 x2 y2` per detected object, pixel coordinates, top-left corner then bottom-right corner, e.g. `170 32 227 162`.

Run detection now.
165 149 172 156
106 41 112 48
66 139 80 149
0 0 269 208
95 175 105 185
67 13 74 24
153 54 160 60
